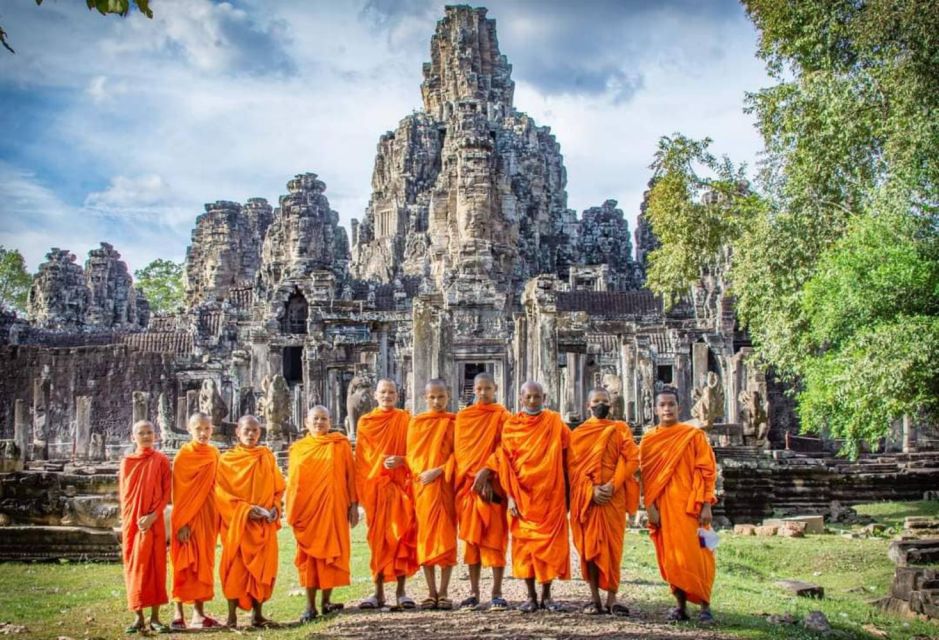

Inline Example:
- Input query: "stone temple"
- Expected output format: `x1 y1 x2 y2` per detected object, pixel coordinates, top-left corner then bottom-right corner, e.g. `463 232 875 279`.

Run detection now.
0 6 936 559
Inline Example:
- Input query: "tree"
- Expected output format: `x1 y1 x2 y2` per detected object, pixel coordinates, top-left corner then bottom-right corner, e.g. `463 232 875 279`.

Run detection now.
0 247 32 315
134 259 184 314
2 0 152 54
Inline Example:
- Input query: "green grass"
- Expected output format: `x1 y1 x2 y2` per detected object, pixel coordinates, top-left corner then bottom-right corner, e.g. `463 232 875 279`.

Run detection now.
1 502 938 639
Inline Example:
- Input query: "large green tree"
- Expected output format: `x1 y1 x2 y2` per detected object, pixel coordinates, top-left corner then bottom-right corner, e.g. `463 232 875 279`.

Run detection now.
0 247 32 315
134 259 184 314
2 0 152 53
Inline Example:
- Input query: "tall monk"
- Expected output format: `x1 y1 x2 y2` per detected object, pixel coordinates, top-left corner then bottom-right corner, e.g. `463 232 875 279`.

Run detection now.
474 381 570 613
454 372 510 610
170 412 222 630
569 389 640 616
640 386 717 623
354 378 418 610
216 415 285 629
407 379 457 610
119 420 171 634
287 405 358 623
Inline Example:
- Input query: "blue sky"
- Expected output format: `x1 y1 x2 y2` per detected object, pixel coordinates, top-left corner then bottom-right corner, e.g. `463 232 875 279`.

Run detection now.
0 0 771 274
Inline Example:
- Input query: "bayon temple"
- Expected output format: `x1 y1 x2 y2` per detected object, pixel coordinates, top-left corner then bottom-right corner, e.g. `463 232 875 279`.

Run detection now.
0 6 936 559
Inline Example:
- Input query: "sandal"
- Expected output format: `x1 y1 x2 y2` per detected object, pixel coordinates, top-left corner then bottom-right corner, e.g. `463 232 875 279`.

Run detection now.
323 603 345 615
460 596 479 609
170 618 187 631
666 607 690 622
194 616 224 629
610 603 630 617
582 603 607 615
420 597 438 610
437 597 453 610
518 599 539 613
698 609 715 623
398 595 416 609
359 595 384 610
542 600 564 613
149 621 170 633
299 609 318 624
250 618 278 629
489 597 509 611
124 623 144 635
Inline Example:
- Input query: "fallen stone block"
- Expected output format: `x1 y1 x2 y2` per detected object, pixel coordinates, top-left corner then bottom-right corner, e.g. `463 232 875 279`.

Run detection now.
784 515 825 534
756 524 779 536
778 521 807 538
888 538 939 567
734 524 756 536
803 610 831 633
777 579 825 599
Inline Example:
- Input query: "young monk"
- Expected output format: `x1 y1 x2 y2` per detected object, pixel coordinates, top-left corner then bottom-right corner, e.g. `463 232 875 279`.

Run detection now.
216 415 285 628
407 379 457 610
569 389 640 616
119 420 171 634
454 372 510 610
354 378 418 610
286 405 358 623
170 412 222 630
474 381 570 612
640 386 717 623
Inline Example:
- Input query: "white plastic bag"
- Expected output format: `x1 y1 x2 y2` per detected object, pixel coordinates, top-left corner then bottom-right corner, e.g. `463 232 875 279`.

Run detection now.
698 527 720 551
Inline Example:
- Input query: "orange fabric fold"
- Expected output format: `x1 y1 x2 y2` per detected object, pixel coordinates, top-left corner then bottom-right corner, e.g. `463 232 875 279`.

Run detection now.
406 411 457 567
569 417 639 591
286 432 357 589
639 423 717 605
354 407 418 582
170 441 220 604
454 402 510 567
487 409 570 583
216 445 285 610
119 448 171 611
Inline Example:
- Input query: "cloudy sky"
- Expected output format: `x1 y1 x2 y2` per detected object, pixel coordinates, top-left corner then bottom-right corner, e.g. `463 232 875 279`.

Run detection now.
0 0 771 274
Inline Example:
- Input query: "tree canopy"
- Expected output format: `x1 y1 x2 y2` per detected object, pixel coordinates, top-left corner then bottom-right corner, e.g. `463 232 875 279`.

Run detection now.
2 0 152 54
134 259 184 314
0 247 32 315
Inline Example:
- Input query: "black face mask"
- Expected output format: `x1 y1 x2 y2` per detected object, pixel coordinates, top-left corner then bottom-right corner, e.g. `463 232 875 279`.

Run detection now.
591 403 611 419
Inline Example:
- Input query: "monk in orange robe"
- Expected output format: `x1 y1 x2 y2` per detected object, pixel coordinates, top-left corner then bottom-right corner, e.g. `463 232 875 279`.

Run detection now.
287 405 358 623
119 420 171 634
354 378 418 609
474 381 570 613
640 385 717 623
216 415 286 628
170 412 222 630
569 388 640 616
454 371 510 610
407 379 457 610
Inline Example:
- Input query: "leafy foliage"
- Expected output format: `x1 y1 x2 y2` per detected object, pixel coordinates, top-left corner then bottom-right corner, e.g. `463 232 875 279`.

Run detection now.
0 247 32 315
2 0 152 54
133 259 184 314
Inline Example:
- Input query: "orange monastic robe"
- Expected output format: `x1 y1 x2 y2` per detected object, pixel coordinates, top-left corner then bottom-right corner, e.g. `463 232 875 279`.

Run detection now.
406 411 457 567
354 407 419 582
216 445 286 610
454 402 510 567
569 417 640 591
286 432 357 589
640 423 717 605
488 409 570 583
119 448 171 611
171 441 220 604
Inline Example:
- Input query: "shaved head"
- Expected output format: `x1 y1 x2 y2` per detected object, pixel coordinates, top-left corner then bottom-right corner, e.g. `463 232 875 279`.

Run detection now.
473 371 495 385
521 381 544 395
587 388 611 403
238 414 261 429
425 378 448 392
132 420 154 434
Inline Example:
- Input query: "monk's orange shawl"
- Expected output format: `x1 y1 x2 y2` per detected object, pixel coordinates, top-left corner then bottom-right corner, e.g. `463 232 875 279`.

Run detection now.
406 411 457 566
120 448 171 611
286 432 356 585
569 417 639 591
170 441 219 603
216 445 285 610
640 423 717 604
354 407 418 581
454 403 510 558
488 409 570 582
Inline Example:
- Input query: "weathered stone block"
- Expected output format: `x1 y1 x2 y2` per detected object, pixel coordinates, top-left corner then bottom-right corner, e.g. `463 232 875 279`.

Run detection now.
777 580 824 599
756 524 779 536
734 524 756 536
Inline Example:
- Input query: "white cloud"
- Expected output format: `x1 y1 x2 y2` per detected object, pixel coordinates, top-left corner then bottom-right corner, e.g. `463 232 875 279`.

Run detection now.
84 174 172 210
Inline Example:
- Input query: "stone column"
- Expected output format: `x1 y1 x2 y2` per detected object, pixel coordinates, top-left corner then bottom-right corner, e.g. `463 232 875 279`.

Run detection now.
74 396 92 460
621 343 636 423
176 396 189 433
14 399 28 461
132 391 149 425
902 414 917 453
32 378 49 460
675 350 692 420
186 390 199 418
692 342 709 389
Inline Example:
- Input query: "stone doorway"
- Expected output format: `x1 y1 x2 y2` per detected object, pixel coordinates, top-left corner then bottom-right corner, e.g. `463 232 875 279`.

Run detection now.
458 362 493 407
283 346 303 384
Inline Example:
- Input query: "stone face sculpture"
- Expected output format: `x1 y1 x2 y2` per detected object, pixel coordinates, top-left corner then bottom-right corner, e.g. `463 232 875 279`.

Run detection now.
345 374 376 440
691 371 725 430
601 373 625 421
198 379 228 427
259 374 291 443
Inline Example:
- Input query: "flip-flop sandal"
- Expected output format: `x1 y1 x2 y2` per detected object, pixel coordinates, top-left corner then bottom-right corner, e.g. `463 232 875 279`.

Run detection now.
610 603 630 617
359 596 383 610
437 597 453 610
149 621 170 633
323 603 345 615
698 609 715 623
299 609 318 624
250 619 278 629
518 600 539 613
459 596 479 609
666 607 690 622
124 624 144 635
195 617 224 629
170 619 187 631
398 595 416 609
542 600 564 613
489 597 509 611
582 603 607 615
420 597 438 610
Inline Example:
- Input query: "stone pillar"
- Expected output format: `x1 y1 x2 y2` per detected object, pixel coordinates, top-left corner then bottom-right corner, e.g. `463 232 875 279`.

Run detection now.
621 343 636 423
74 396 92 460
692 342 709 389
411 298 448 413
186 390 199 418
14 399 28 461
176 396 189 433
32 378 49 460
132 391 149 425
902 414 917 453
522 277 560 411
675 350 692 421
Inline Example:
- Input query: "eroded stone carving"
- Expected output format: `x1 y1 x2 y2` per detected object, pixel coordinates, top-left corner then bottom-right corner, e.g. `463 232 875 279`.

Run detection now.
259 374 291 444
198 379 228 427
345 374 376 440
691 371 725 430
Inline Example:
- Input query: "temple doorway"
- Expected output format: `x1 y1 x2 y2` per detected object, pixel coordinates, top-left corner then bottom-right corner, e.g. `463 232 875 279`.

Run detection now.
283 346 303 384
459 362 493 407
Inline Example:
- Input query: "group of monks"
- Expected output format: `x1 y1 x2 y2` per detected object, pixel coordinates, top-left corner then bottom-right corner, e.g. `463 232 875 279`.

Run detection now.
118 373 717 633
